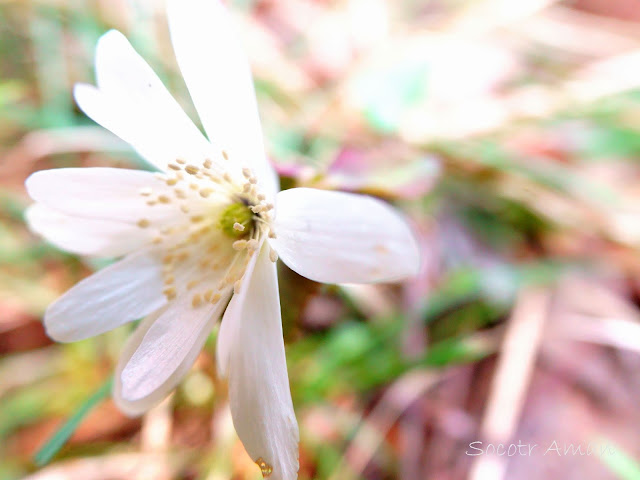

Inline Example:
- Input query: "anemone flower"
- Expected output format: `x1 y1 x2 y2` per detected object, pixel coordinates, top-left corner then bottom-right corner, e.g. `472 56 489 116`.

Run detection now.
24 1 420 478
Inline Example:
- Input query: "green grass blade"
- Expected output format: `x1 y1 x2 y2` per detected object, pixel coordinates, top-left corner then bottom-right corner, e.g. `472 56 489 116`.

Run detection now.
598 439 640 480
33 377 113 466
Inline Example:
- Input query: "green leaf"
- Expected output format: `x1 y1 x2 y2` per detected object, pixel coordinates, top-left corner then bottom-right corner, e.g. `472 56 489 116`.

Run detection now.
33 377 113 466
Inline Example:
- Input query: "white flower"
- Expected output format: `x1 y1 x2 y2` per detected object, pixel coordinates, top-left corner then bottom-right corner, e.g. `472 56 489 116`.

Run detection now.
24 1 420 479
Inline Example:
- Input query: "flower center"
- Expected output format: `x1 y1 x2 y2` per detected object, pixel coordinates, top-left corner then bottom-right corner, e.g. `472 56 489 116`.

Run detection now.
219 202 253 238
134 152 278 309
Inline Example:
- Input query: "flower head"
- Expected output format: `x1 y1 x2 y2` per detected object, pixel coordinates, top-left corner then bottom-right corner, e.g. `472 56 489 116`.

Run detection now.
24 1 420 479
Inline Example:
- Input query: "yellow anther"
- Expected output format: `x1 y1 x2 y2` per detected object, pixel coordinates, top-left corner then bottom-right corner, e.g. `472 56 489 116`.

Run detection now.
180 205 190 213
158 195 171 204
233 222 245 232
203 289 214 302
137 219 150 228
185 165 199 175
203 158 212 168
176 158 186 165
222 150 229 160
166 177 178 186
199 188 213 198
190 215 204 223
233 240 248 251
192 293 203 308
168 163 181 171
211 293 221 304
187 280 198 290
146 200 157 206
163 286 177 300
242 167 252 178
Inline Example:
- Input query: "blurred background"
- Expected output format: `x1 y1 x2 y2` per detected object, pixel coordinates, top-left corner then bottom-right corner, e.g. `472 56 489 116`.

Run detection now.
2 0 640 479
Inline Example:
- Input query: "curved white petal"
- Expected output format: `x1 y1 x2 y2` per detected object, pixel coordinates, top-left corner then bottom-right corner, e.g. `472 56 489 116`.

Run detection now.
113 305 214 416
26 203 151 257
119 292 228 402
215 243 261 379
219 244 299 480
44 249 166 342
167 0 278 197
270 188 420 284
26 168 178 225
75 30 218 171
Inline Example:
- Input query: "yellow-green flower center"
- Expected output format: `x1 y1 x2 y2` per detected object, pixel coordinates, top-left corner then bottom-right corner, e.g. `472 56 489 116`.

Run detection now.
219 202 253 238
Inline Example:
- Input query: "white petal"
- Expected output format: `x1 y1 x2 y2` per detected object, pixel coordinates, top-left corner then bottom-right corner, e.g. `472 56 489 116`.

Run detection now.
215 244 261 379
113 305 212 416
26 203 150 257
44 249 165 342
219 245 299 480
270 188 420 284
75 30 217 171
167 0 278 197
26 168 177 225
119 292 228 402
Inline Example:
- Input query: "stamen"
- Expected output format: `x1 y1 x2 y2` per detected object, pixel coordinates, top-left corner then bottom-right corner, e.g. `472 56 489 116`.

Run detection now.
192 293 202 308
163 286 176 300
247 239 259 252
233 240 247 251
